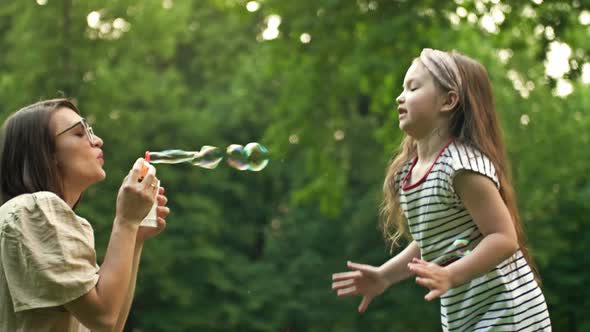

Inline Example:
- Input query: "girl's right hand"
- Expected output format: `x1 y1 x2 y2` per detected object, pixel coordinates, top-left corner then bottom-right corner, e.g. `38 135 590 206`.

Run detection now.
115 158 159 225
331 261 390 313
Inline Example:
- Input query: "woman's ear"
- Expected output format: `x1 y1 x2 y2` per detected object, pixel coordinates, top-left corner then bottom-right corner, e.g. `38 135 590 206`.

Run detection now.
440 90 459 113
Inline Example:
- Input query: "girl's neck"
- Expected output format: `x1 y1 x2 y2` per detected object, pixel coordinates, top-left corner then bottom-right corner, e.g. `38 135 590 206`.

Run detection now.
415 127 451 163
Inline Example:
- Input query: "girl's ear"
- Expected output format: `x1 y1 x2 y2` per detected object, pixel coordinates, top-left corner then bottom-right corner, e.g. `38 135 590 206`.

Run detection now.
440 91 459 113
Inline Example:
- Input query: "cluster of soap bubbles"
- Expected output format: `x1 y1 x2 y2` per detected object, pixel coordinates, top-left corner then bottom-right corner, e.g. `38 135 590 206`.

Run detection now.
147 142 269 172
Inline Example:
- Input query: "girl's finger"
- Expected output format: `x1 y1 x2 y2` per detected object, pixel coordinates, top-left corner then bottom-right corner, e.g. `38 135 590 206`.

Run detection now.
337 286 358 297
412 258 429 265
332 279 355 290
408 263 432 277
416 277 436 289
358 296 372 313
425 289 443 302
332 270 362 281
347 261 374 273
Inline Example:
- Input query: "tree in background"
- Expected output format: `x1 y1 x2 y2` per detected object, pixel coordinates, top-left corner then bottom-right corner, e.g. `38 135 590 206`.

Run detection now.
0 0 588 330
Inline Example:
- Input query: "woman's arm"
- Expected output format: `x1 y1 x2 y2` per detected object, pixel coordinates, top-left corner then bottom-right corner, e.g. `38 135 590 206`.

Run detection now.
64 222 139 331
64 159 158 331
114 189 169 331
113 243 143 331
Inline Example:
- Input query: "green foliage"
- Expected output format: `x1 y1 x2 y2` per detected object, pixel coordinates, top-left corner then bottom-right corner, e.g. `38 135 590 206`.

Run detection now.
0 0 588 330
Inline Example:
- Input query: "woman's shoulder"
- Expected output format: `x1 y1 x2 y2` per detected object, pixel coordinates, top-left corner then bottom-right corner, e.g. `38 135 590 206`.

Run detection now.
0 191 74 228
1 191 68 211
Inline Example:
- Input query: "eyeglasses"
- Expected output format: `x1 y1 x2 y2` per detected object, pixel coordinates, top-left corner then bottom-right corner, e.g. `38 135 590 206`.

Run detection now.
56 118 96 144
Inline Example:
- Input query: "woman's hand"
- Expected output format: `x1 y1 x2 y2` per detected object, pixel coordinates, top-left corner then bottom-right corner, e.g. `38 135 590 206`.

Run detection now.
408 258 452 301
115 158 159 226
137 186 170 242
331 261 390 313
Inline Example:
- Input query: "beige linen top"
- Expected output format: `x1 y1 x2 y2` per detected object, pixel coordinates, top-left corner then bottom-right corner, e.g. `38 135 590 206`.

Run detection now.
0 191 100 332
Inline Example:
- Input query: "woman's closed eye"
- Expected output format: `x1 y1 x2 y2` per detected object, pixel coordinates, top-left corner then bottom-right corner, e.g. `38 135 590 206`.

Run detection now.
73 128 86 137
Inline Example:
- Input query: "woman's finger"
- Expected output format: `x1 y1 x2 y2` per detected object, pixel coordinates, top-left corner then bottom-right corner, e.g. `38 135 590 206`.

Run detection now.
128 158 146 182
157 194 168 206
156 206 170 219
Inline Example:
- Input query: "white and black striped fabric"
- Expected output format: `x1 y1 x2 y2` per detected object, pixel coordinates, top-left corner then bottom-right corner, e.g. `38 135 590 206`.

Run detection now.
398 141 551 331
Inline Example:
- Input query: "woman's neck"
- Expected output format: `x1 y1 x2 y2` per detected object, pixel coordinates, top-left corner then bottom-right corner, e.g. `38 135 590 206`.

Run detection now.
415 127 451 163
62 188 81 208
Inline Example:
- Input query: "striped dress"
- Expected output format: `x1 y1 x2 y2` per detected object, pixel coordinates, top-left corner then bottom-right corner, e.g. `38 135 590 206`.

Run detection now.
398 140 551 331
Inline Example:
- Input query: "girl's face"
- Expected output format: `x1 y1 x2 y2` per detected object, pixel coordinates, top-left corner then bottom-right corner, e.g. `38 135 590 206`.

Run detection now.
395 61 446 138
51 107 106 193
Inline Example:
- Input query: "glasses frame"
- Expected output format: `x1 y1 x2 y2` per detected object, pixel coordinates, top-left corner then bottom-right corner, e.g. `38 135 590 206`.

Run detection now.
56 118 96 145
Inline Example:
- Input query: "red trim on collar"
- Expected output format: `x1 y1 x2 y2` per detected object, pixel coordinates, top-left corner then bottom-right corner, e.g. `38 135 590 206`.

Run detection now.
401 139 453 190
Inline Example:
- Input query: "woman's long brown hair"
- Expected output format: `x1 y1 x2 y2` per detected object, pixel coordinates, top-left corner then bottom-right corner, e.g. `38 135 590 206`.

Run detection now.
381 51 539 281
0 98 80 204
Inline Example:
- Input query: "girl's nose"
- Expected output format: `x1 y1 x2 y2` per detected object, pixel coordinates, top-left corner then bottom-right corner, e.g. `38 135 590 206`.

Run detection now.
396 91 404 105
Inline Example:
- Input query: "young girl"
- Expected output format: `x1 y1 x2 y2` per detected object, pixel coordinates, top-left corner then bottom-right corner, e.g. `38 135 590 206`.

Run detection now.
332 49 551 331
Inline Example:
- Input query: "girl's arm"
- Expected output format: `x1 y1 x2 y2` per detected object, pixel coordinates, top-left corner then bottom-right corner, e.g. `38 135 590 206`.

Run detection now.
409 172 519 301
378 240 421 286
332 240 420 312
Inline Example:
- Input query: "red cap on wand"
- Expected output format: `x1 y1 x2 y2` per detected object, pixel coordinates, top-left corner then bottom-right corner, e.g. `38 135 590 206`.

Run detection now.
141 151 151 179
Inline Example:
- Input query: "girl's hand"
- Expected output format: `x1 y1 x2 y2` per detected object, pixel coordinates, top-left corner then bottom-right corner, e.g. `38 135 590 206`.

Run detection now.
408 258 452 301
331 261 389 313
137 186 170 243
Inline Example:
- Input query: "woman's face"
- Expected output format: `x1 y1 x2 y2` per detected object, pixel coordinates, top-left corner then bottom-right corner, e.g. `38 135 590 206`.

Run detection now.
51 107 105 193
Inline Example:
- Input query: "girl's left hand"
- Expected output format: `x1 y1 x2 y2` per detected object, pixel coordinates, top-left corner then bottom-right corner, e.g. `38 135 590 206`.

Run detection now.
408 258 452 301
137 186 170 243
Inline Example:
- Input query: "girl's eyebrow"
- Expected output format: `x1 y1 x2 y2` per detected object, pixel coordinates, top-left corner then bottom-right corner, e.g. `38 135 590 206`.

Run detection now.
403 78 417 87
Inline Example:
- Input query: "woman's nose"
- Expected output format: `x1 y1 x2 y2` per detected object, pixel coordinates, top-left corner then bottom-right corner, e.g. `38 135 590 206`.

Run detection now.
92 135 104 147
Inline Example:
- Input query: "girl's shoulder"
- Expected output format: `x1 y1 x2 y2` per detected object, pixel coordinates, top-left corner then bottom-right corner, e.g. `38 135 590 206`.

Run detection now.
441 140 499 188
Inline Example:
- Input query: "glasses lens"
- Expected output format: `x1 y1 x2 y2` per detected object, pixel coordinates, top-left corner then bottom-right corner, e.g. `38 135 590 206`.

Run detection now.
81 119 95 144
86 126 95 144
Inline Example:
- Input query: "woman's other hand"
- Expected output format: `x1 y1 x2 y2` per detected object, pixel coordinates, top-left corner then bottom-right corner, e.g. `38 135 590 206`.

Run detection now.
137 186 170 242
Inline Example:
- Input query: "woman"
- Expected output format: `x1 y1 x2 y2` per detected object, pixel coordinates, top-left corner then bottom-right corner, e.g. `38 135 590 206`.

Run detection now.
0 98 170 331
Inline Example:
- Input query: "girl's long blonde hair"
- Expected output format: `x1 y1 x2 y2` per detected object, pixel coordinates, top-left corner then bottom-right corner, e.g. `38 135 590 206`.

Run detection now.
381 50 539 281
